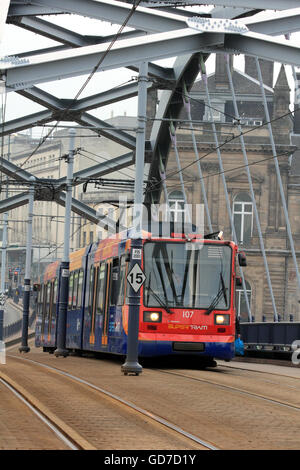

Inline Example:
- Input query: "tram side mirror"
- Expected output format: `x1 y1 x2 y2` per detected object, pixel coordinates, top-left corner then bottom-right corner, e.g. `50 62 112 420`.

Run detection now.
235 277 242 287
238 252 247 267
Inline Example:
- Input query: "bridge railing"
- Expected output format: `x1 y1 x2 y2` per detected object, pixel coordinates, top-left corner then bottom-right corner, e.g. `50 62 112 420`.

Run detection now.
3 309 36 340
240 322 300 352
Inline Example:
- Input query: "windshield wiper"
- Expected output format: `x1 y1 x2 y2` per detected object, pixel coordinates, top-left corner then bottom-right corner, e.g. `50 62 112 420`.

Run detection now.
220 272 228 305
145 282 172 314
204 273 228 315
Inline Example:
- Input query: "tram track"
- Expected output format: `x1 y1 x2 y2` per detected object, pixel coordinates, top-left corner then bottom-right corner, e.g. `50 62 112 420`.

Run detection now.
3 341 300 449
0 374 92 450
2 354 218 451
154 368 300 412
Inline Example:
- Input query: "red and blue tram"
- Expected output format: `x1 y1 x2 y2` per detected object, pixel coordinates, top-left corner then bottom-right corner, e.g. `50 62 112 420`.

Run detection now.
35 226 243 363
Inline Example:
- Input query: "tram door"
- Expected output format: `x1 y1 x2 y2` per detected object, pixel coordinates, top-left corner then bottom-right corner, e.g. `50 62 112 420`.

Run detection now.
89 265 99 345
102 260 112 346
47 281 54 342
41 283 47 342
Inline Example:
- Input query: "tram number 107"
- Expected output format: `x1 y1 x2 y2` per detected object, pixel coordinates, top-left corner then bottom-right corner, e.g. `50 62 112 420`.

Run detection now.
183 311 194 319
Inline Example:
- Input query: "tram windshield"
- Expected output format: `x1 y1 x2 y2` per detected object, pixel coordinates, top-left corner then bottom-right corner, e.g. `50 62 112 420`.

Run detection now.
143 242 232 310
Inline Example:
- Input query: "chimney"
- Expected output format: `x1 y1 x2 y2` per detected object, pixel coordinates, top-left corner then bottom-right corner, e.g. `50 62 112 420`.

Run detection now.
215 53 233 88
244 56 274 88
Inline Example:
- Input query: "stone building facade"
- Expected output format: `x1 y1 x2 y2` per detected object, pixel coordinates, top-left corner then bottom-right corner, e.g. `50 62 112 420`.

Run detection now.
161 55 300 322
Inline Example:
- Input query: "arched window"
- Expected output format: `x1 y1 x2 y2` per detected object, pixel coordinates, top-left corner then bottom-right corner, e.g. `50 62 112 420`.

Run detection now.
236 280 251 321
233 192 253 245
168 190 185 222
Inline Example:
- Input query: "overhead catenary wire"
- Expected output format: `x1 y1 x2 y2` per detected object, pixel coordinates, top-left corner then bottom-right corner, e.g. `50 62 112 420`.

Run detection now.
2 53 300 261
146 104 298 195
256 57 300 297
226 54 278 321
10 0 143 172
2 85 297 196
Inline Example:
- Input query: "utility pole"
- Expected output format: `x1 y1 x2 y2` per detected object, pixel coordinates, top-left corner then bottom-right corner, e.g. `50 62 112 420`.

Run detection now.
55 128 75 357
19 176 35 353
0 189 8 350
0 119 10 363
121 62 148 376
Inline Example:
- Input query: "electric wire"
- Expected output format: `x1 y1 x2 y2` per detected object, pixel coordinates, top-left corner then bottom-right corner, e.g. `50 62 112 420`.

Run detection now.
145 105 298 195
14 0 142 171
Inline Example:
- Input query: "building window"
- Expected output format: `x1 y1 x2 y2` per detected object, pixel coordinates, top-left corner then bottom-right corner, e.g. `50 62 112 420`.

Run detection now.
168 190 185 222
204 100 224 122
236 280 251 321
233 192 253 245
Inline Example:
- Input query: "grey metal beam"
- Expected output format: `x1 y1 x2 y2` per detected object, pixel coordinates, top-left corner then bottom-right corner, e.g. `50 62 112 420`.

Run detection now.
1 84 142 146
245 11 300 36
15 49 174 82
146 53 204 204
55 192 100 225
7 15 92 47
0 1 10 42
55 192 124 232
210 7 254 19
57 152 134 187
1 29 223 90
28 0 187 34
8 4 65 16
70 82 140 112
146 0 300 8
223 31 300 67
0 156 37 183
17 87 65 111
76 113 136 150
0 192 29 214
137 0 299 10
16 82 140 115
128 63 175 82
0 110 54 137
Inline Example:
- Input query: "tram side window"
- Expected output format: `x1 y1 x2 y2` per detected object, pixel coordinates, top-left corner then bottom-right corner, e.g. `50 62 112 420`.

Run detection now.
97 263 106 314
37 287 43 317
73 271 79 309
77 270 83 307
117 257 127 306
42 283 47 322
111 258 120 306
68 272 74 309
88 266 95 312
46 282 51 317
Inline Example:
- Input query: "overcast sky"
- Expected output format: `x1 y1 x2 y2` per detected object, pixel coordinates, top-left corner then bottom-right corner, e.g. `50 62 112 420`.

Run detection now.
0 5 299 135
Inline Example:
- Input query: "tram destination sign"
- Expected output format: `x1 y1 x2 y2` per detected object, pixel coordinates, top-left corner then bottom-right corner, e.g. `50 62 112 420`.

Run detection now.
127 263 146 293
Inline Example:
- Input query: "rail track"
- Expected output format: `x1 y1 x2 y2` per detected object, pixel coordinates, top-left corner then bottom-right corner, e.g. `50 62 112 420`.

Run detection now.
1 354 218 451
0 376 80 450
2 344 300 450
153 368 300 412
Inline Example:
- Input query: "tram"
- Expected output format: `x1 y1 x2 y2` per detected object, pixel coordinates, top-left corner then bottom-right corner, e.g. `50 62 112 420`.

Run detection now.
35 223 246 364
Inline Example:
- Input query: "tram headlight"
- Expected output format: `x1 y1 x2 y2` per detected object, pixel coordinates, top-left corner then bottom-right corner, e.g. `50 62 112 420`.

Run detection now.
215 314 230 325
143 311 162 323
